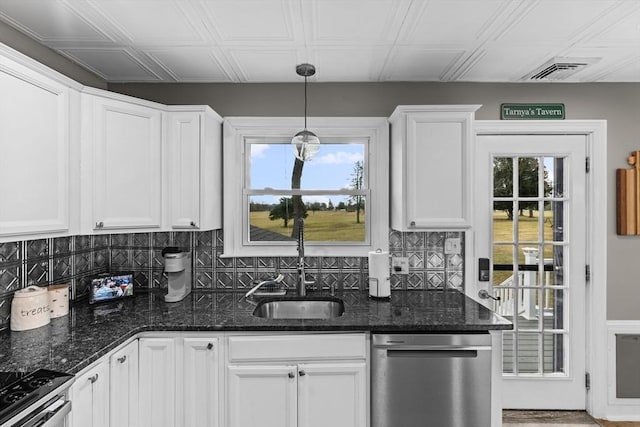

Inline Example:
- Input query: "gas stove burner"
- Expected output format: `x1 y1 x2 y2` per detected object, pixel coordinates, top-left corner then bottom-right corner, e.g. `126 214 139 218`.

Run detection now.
2 391 28 404
27 377 54 389
0 368 73 426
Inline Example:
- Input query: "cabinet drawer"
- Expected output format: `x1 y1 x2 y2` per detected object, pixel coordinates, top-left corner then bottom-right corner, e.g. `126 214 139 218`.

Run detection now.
228 333 367 362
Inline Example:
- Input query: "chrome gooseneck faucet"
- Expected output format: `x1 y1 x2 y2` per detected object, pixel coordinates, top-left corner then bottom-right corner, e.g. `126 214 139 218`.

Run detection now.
296 217 314 296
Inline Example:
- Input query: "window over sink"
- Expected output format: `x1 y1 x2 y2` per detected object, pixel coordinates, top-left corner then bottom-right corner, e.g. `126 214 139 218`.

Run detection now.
222 117 389 257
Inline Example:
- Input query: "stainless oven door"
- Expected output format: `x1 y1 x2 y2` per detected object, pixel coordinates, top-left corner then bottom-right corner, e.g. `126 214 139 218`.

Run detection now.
16 396 71 427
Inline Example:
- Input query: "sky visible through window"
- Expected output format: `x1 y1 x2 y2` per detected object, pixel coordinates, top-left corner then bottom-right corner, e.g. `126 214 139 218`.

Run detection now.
249 142 365 206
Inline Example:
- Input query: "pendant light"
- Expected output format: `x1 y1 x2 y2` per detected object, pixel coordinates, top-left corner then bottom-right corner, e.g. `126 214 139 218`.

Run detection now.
292 63 320 161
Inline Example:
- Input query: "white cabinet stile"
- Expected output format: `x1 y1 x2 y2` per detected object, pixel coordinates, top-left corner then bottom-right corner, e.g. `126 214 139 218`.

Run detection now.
389 105 480 230
109 340 139 427
138 338 177 427
70 359 109 427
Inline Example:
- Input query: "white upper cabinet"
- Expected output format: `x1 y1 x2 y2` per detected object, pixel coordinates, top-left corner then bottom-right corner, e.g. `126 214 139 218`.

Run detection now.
0 47 79 242
389 105 480 230
81 90 163 232
165 107 222 231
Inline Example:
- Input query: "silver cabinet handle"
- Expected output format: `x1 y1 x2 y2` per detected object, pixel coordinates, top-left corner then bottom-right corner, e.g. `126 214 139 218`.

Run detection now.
288 372 295 378
95 221 104 229
207 343 213 350
88 373 99 383
190 221 197 227
298 370 306 376
117 355 127 363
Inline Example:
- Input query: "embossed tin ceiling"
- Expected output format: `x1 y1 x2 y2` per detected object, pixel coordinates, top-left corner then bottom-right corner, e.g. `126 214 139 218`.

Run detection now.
0 0 639 83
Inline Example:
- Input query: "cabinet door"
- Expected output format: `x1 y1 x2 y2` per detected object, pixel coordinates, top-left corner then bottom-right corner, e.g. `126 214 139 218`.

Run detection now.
0 58 70 239
183 337 219 427
109 340 139 427
227 365 297 427
139 338 176 427
297 362 367 427
406 112 472 228
92 96 162 230
167 112 201 229
70 361 109 427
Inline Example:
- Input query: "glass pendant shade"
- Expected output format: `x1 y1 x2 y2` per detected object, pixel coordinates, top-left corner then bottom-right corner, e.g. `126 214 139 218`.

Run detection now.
292 63 319 161
292 130 320 161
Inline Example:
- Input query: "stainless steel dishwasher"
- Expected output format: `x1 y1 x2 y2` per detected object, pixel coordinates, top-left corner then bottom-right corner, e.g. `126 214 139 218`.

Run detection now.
372 333 492 427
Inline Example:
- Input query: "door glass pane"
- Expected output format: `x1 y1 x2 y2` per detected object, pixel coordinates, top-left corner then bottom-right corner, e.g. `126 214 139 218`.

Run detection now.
518 157 539 197
502 332 515 374
545 289 565 330
493 157 513 197
543 333 565 374
545 156 565 198
548 200 565 242
492 244 514 286
517 333 540 374
518 209 540 243
493 201 514 242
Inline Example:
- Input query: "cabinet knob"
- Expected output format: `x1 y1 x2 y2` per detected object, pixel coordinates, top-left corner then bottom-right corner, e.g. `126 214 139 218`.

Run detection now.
190 221 197 227
207 343 213 350
298 370 306 376
96 221 104 229
409 221 416 227
117 355 127 364
288 372 295 378
88 374 99 383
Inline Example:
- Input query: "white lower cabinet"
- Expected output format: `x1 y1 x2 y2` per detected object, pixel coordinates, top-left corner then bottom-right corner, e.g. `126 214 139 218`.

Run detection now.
227 364 298 427
182 337 221 427
226 333 368 427
70 359 109 427
138 337 177 427
297 362 367 427
109 340 139 427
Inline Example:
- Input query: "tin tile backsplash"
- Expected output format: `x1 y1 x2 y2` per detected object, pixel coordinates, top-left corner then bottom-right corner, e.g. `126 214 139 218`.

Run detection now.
0 229 464 329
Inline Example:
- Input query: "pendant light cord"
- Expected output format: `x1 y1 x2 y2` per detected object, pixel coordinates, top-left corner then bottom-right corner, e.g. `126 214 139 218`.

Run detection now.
304 75 308 130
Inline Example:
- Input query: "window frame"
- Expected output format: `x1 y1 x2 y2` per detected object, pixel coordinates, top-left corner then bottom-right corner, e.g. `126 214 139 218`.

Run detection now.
222 117 389 257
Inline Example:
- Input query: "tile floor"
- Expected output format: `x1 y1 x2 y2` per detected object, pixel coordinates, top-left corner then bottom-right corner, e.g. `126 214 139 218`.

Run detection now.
503 411 640 427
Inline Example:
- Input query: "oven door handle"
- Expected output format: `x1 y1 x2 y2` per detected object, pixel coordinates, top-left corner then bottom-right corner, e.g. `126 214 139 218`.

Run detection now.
20 400 71 427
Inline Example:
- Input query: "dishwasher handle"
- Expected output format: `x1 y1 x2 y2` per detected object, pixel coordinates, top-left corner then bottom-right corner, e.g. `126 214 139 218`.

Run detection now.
387 348 483 358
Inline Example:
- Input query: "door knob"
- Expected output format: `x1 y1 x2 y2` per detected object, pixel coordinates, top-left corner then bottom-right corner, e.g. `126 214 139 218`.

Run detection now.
478 289 500 301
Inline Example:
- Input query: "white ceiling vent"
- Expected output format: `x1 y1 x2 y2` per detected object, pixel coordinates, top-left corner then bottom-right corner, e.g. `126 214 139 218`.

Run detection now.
523 57 601 81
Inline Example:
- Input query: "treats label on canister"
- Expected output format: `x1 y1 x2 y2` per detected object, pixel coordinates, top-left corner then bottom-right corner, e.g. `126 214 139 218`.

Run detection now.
10 286 51 331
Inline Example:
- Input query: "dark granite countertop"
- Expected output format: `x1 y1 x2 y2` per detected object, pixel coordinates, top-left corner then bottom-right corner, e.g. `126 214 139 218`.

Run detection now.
0 289 511 375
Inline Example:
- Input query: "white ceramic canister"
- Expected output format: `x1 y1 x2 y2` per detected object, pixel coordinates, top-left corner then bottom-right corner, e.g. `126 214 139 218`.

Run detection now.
10 286 51 331
48 284 69 318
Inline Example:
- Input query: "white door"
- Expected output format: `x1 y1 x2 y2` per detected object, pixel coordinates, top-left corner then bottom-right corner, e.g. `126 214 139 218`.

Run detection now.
70 362 109 427
474 133 587 409
138 338 176 427
109 340 139 427
183 337 220 427
226 365 297 427
297 362 367 427
91 96 162 230
167 112 201 229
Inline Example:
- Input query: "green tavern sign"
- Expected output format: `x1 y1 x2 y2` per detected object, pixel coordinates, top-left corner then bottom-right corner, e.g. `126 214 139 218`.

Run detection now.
500 103 565 120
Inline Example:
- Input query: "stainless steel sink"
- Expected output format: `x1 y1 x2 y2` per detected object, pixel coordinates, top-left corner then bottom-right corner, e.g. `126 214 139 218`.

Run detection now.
253 297 345 319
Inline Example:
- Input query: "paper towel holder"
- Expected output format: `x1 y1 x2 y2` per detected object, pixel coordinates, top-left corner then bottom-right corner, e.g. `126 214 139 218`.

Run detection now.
368 249 391 300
